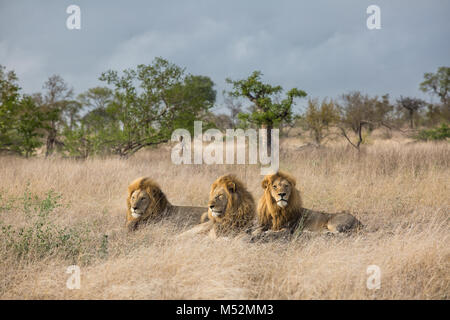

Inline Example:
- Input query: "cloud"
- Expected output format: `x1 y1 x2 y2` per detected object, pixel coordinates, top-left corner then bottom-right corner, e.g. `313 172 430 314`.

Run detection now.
0 40 46 92
103 18 230 72
0 0 449 111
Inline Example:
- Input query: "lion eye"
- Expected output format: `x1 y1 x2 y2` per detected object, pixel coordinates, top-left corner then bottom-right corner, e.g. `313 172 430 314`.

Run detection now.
273 185 277 189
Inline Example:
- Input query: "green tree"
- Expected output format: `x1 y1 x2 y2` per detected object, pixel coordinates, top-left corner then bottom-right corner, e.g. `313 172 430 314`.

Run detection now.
420 67 450 105
0 66 46 157
304 98 339 145
164 74 216 132
337 92 393 150
41 75 73 156
424 104 443 126
61 123 93 159
77 86 113 111
396 96 425 129
62 98 119 158
97 57 216 157
15 96 46 157
420 66 450 122
0 65 21 153
60 88 113 159
226 71 306 151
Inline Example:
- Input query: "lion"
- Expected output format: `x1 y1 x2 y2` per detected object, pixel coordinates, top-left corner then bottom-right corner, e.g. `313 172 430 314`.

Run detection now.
126 177 207 231
180 174 256 238
255 171 362 236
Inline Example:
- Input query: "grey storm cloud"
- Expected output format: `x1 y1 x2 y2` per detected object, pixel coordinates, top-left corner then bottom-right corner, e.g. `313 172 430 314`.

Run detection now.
1 0 449 112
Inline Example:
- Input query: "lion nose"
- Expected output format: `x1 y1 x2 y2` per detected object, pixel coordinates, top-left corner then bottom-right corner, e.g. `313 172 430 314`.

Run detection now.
132 206 138 210
278 192 286 198
209 205 215 210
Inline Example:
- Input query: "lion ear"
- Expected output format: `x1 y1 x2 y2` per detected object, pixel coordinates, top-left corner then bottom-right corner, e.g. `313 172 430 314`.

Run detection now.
227 182 236 193
288 176 296 187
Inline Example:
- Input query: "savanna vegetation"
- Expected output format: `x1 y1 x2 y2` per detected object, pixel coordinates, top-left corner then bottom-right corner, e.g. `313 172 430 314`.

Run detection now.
0 60 448 299
1 61 449 158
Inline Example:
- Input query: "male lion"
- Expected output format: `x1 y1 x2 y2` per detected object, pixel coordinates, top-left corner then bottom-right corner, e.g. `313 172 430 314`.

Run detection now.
256 171 362 236
126 177 207 231
181 174 256 238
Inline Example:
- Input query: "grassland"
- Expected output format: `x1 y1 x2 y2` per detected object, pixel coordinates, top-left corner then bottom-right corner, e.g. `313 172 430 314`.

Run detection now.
0 133 448 299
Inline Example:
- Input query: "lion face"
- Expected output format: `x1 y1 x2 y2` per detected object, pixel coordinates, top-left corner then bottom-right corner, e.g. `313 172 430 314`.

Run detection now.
126 177 171 231
258 171 303 231
129 189 151 219
203 174 256 235
208 178 239 219
268 177 292 208
208 186 229 218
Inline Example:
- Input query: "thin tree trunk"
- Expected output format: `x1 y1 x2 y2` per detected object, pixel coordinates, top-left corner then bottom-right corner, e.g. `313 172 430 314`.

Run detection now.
409 109 414 129
46 129 56 157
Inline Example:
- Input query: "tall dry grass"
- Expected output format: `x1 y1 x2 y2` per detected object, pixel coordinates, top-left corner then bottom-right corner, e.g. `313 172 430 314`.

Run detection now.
0 138 448 299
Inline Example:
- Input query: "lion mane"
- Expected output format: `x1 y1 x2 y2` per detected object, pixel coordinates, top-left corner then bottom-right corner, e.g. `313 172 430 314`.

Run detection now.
126 177 206 231
208 174 256 235
256 171 362 236
182 174 256 238
257 171 303 231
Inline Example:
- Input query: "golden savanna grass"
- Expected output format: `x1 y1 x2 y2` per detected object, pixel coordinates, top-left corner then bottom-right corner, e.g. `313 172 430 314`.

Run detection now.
0 134 449 299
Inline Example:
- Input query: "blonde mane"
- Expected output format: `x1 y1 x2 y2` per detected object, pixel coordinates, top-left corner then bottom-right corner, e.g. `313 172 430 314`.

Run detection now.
126 177 170 226
257 171 303 230
208 174 256 235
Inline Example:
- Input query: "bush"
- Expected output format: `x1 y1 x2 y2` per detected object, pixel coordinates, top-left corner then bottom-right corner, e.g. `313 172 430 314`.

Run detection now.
416 123 450 141
0 185 108 264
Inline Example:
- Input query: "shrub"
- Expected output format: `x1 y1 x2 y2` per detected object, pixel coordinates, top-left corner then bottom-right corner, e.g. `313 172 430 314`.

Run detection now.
416 123 450 141
0 185 108 264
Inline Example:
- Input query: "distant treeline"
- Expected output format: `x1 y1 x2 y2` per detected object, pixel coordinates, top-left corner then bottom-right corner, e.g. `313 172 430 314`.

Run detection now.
0 58 448 158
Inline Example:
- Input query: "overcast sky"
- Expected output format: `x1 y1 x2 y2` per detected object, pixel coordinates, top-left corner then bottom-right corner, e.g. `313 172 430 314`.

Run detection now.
1 0 449 113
